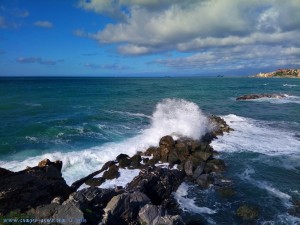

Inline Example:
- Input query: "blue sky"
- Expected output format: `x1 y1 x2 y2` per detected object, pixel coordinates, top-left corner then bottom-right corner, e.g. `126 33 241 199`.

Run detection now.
0 0 300 76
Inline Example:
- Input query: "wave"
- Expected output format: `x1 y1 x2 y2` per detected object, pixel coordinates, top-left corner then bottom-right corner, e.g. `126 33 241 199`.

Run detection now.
211 114 300 156
246 94 300 104
0 98 210 185
283 84 298 87
104 110 152 119
173 182 217 214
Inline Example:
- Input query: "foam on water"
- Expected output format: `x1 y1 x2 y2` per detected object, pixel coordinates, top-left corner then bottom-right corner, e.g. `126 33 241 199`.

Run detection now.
104 110 152 119
0 98 210 185
283 84 298 87
239 167 292 206
173 183 217 215
211 114 300 156
246 94 300 104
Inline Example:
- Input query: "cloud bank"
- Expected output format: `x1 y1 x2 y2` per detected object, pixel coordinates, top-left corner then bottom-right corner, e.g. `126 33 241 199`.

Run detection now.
78 0 300 72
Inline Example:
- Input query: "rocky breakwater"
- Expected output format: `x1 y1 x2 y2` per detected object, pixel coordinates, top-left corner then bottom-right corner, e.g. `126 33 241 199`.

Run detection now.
0 115 233 225
236 93 286 101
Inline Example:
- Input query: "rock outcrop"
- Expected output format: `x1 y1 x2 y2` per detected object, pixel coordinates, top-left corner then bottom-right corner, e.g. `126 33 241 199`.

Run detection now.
0 159 70 215
236 93 286 101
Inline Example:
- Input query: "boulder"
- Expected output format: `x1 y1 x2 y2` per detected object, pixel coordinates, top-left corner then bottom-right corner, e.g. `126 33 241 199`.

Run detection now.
192 163 205 180
175 142 190 161
196 174 213 188
101 191 150 225
184 160 193 176
236 93 285 101
144 147 158 157
119 157 131 168
85 177 105 187
138 204 184 225
204 159 226 173
130 155 142 169
0 160 70 215
116 154 130 162
103 165 120 180
126 167 185 205
159 135 175 148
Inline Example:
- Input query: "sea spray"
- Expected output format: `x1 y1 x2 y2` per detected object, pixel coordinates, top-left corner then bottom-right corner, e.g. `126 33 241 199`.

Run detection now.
0 98 210 185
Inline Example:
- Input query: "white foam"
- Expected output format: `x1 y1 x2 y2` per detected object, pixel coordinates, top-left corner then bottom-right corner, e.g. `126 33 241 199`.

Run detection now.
283 84 298 87
0 98 210 185
104 110 152 119
211 114 300 156
173 182 216 215
99 168 140 189
239 168 292 206
245 94 300 104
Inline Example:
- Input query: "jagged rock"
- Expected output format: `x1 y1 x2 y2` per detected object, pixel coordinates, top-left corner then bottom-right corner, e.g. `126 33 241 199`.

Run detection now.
101 191 150 225
33 187 119 225
159 135 175 148
119 157 131 168
0 167 14 177
204 159 226 173
236 205 259 220
103 165 120 180
175 142 190 161
126 167 185 205
159 136 175 162
116 154 130 162
196 174 213 188
130 155 142 169
138 204 184 225
0 160 70 215
85 177 105 187
37 158 62 171
192 151 212 162
192 163 205 180
184 160 193 176
101 161 116 171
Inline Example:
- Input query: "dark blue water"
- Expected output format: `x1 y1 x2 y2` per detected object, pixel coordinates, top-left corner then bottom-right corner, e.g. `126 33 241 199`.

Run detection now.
0 77 299 224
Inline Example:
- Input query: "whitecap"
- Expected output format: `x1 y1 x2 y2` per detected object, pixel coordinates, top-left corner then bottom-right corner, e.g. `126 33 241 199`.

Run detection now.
173 182 217 215
211 114 300 156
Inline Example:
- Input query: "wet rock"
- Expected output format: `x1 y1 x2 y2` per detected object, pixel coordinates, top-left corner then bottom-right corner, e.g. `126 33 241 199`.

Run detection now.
167 148 180 164
217 187 235 198
146 158 160 166
103 165 120 180
289 201 300 217
101 191 150 225
38 158 62 171
130 155 142 169
101 160 116 171
196 174 213 188
192 151 212 162
0 160 70 215
119 157 131 168
116 154 130 162
144 147 159 158
126 167 185 205
85 177 105 187
192 163 205 180
159 135 175 148
138 204 184 225
184 160 193 176
188 155 203 167
236 205 259 220
204 159 226 173
175 142 190 161
0 167 14 178
236 93 286 101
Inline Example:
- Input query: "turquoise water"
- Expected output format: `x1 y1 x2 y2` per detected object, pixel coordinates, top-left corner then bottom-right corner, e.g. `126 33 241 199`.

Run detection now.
0 77 299 224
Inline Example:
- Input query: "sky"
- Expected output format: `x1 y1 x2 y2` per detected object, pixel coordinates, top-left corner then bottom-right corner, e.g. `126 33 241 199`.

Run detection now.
0 0 300 77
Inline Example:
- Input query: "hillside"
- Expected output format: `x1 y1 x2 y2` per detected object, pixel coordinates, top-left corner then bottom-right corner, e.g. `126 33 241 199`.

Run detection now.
254 69 300 78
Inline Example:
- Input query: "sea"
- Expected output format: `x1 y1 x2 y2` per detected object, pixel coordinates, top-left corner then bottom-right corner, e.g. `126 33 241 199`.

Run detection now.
0 77 299 224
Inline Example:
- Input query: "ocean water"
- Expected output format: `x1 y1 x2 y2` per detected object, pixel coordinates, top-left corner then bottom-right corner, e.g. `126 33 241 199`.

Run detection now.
0 77 299 224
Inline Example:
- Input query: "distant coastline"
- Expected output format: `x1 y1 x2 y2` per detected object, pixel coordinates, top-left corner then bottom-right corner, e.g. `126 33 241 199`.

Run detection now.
251 68 300 78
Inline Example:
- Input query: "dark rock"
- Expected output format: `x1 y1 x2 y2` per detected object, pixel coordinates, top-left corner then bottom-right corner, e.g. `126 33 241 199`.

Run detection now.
85 177 105 187
196 174 213 188
159 146 170 162
126 167 185 205
192 151 212 162
103 165 120 180
236 205 259 220
0 167 14 178
0 160 70 215
138 204 184 225
38 158 62 172
116 154 130 162
101 191 150 225
144 147 160 158
159 135 175 148
236 93 286 101
146 158 159 166
188 155 203 167
175 142 190 161
217 187 235 198
289 201 300 217
101 160 116 171
204 159 226 173
192 163 205 180
167 148 180 165
184 160 193 176
119 157 132 168
130 155 142 169
33 187 119 225
142 157 149 164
